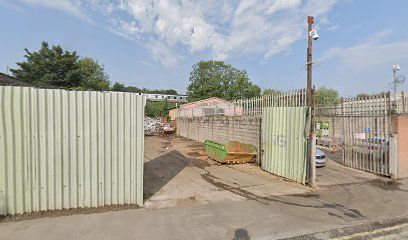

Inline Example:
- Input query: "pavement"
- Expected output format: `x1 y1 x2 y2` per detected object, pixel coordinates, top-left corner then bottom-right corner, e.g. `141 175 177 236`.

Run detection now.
1 135 408 240
286 216 408 239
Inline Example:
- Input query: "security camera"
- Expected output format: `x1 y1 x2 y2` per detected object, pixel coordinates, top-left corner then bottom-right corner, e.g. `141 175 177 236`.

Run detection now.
309 29 319 40
393 64 400 71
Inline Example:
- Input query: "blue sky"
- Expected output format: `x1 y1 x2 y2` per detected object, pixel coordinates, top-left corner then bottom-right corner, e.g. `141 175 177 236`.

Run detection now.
1 0 408 96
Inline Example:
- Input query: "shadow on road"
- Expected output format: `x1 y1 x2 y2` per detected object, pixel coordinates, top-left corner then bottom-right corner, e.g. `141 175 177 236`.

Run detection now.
233 228 250 240
143 150 209 201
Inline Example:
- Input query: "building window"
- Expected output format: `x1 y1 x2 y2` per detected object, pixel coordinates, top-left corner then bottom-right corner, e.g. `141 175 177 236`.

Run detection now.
203 108 225 116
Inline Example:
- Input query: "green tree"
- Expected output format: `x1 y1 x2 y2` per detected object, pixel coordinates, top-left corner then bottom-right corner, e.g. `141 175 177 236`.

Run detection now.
315 87 340 106
111 82 126 92
10 42 110 90
150 89 178 95
145 101 176 118
164 89 178 95
187 60 260 101
11 42 81 88
356 92 388 99
356 93 370 99
75 58 110 91
262 88 282 96
125 86 143 93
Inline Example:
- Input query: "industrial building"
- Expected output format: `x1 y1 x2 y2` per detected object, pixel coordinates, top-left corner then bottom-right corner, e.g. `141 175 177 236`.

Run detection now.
145 93 188 103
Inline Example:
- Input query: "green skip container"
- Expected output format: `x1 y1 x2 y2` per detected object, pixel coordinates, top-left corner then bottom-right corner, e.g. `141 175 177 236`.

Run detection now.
204 140 257 164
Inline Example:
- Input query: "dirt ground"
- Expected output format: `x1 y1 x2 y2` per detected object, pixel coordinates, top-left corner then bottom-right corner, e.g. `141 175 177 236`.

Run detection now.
143 135 388 210
143 135 311 209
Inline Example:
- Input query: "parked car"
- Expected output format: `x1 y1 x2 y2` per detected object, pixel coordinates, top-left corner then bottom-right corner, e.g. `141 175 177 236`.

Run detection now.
354 137 389 159
315 148 327 167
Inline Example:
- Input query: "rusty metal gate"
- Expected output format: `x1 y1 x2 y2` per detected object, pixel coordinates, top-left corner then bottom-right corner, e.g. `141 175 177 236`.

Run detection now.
260 90 310 184
315 93 392 176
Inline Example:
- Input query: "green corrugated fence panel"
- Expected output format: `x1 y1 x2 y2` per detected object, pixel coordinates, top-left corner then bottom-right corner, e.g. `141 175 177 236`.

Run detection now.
0 87 145 215
261 107 309 184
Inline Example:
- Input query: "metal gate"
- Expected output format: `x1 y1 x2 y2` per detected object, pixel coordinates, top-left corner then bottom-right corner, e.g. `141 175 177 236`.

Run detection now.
315 93 392 176
342 94 392 176
261 90 310 184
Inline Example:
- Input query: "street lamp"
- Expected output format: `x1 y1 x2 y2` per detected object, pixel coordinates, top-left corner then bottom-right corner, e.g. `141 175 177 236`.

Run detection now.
391 64 406 95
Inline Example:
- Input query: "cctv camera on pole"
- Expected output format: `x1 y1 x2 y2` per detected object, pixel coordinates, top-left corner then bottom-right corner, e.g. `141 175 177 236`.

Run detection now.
392 64 406 95
307 16 318 187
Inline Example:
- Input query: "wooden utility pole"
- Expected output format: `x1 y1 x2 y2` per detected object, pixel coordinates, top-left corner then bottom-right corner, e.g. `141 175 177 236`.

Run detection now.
307 16 314 106
307 16 316 187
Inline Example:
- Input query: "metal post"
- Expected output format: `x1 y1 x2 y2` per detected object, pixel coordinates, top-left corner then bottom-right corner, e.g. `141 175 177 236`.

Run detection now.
387 91 392 116
310 86 316 186
390 134 398 179
393 68 397 96
307 16 314 107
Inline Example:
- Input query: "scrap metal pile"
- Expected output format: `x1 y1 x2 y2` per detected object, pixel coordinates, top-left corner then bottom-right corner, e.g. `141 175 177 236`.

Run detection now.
144 117 161 135
144 117 175 135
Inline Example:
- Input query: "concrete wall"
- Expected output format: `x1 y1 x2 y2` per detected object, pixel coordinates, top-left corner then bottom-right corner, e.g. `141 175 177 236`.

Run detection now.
177 116 261 162
394 116 408 179
169 108 178 121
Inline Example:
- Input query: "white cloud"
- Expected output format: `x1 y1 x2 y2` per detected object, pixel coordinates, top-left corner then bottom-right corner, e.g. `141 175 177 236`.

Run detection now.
326 25 339 32
266 0 302 15
17 0 339 66
320 30 408 68
148 39 179 67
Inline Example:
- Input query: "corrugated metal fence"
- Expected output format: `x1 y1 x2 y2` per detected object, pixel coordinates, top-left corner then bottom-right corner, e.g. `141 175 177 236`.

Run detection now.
262 107 309 184
260 90 310 184
0 87 145 215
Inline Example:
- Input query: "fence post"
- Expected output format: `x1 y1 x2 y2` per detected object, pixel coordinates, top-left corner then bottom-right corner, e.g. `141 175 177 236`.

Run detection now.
341 97 345 165
307 86 316 187
387 91 392 116
234 100 236 116
390 134 398 179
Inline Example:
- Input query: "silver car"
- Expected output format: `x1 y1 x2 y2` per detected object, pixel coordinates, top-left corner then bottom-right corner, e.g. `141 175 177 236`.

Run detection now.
315 149 327 167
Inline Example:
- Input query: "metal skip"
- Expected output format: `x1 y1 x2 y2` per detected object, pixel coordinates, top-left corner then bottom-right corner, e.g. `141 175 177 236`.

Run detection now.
204 140 257 164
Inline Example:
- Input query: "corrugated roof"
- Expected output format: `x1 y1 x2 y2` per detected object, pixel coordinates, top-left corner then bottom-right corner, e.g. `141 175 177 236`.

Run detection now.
0 73 35 87
179 97 226 108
